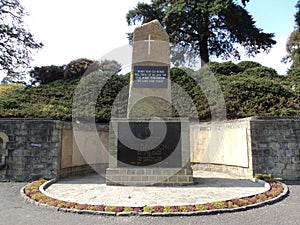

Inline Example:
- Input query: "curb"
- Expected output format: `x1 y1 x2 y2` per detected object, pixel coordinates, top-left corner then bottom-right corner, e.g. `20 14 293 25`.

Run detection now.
21 179 289 216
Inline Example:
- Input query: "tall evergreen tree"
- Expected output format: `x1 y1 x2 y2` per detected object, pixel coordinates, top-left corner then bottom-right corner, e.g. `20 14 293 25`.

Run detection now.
126 0 275 65
283 1 300 69
0 0 43 82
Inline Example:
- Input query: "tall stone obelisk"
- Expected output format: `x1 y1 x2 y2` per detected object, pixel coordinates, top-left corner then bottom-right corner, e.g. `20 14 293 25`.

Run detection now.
127 19 172 118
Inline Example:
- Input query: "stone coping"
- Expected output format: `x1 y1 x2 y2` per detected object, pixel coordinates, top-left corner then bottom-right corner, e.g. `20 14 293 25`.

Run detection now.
1 116 299 123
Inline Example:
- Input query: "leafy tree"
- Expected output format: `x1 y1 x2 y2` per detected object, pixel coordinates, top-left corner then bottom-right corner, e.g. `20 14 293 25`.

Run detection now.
88 59 122 73
0 0 43 82
28 59 123 85
64 58 123 80
64 58 94 79
296 0 300 27
29 65 65 85
282 1 300 69
126 0 275 65
282 30 300 68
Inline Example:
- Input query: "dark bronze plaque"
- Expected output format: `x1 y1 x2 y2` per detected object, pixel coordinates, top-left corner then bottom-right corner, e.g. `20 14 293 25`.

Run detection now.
117 122 181 167
133 66 168 88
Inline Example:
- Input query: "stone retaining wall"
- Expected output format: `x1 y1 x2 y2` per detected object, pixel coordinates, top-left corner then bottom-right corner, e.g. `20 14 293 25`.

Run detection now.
250 117 300 180
0 119 109 181
0 119 61 181
0 117 299 181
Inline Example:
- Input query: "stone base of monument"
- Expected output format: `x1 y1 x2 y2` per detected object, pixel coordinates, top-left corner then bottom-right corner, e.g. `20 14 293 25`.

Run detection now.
106 167 193 186
106 118 193 186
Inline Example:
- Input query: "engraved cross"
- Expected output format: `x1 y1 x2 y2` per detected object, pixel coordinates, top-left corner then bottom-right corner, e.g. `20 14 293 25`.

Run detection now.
144 34 155 55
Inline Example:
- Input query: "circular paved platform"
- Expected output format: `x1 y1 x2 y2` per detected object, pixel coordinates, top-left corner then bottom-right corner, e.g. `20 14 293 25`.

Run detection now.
43 171 269 207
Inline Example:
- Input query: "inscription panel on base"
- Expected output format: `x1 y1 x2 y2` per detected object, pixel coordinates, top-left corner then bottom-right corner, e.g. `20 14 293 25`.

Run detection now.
117 122 181 167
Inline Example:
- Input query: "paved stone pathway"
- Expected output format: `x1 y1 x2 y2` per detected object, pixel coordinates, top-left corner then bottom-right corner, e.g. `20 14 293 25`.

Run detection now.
45 171 268 207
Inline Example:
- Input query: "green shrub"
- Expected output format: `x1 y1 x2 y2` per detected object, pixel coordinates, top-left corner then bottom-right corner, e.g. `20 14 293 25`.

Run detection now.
216 61 243 75
224 77 294 118
242 66 279 78
227 201 239 208
104 205 123 212
0 99 19 109
143 206 154 213
204 61 220 74
211 201 227 209
195 204 208 211
86 205 96 210
206 61 262 75
287 67 300 79
0 65 299 121
123 207 133 212
170 67 210 120
254 173 275 182
179 205 188 212
237 61 262 71
0 84 24 110
203 61 243 76
163 206 173 212
0 83 24 95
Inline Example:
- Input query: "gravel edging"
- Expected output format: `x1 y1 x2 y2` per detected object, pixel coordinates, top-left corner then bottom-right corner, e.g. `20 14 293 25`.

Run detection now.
20 179 289 217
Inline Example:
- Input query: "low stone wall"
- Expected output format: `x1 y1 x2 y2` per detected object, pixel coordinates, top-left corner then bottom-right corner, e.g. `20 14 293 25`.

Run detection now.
0 119 109 181
250 117 300 180
0 119 61 181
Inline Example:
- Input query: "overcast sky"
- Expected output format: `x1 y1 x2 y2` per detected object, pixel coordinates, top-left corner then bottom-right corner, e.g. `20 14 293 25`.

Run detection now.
2 0 297 80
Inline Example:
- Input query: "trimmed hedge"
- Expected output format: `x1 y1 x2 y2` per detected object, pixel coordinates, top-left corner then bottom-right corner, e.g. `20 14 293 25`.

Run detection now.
0 62 299 122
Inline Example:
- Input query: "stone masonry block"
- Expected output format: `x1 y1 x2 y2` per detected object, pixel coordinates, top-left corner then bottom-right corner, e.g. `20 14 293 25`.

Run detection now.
258 142 269 148
127 170 136 175
292 156 300 163
168 176 177 182
278 157 292 164
286 150 294 157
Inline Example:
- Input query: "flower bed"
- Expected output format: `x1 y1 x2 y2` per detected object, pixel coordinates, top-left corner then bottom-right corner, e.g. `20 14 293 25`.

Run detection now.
22 179 287 215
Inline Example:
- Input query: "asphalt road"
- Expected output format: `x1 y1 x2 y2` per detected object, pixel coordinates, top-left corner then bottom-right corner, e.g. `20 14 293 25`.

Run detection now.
0 181 299 225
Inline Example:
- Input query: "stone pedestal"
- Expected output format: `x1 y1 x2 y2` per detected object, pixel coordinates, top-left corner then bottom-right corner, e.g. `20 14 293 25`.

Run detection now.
106 118 193 186
106 167 193 186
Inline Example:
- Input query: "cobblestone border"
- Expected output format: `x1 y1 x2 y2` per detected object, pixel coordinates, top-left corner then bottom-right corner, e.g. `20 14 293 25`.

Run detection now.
20 179 289 216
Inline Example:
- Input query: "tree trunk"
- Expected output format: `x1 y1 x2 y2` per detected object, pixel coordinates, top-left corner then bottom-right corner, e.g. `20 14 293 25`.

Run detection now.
200 7 210 67
199 35 209 67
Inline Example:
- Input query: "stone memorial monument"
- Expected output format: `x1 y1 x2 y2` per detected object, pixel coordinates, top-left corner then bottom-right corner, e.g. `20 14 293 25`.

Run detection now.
106 20 193 186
